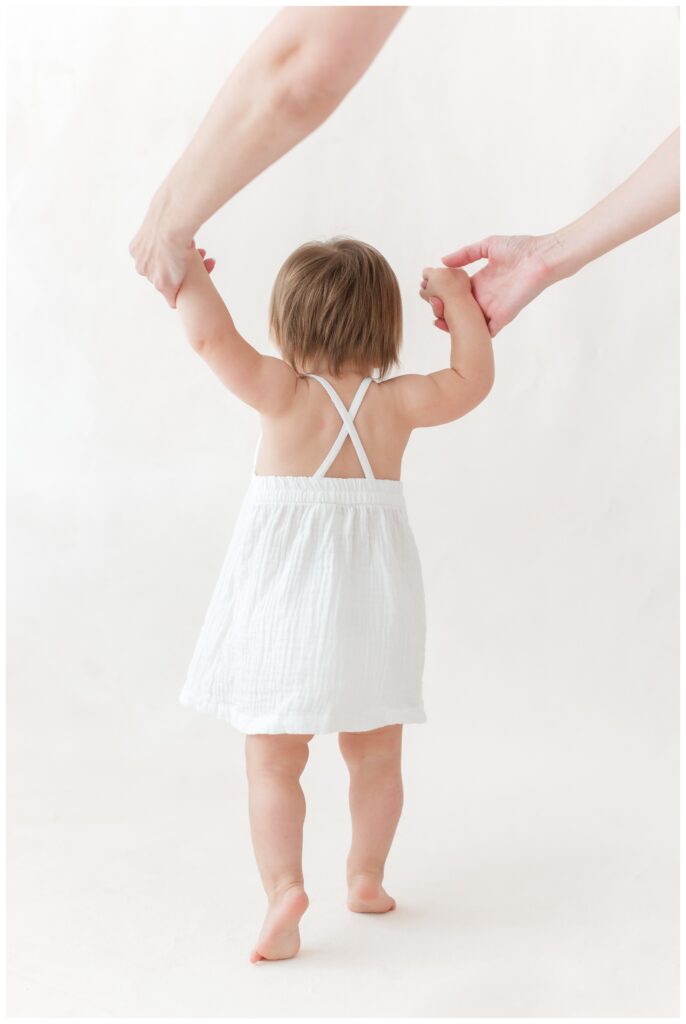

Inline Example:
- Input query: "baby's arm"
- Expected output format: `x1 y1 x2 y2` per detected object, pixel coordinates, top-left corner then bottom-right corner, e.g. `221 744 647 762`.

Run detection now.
390 268 494 428
175 248 298 414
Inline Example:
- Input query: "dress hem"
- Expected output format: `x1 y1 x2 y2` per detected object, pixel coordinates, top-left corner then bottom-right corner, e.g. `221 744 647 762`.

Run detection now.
178 691 427 735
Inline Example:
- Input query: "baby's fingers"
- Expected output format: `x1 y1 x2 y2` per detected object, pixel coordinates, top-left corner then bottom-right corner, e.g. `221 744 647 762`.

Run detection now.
430 297 445 319
194 245 216 273
419 276 437 299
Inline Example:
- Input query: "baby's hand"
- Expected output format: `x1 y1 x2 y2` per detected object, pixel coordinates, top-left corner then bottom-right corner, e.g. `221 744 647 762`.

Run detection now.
195 245 216 275
419 267 471 332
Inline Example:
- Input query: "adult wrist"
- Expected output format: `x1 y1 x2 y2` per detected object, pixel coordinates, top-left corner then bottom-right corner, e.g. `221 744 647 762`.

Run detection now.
150 178 197 246
541 225 587 283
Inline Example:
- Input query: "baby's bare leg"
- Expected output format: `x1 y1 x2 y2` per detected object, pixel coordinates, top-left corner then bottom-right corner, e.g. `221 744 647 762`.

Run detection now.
245 732 313 962
338 724 403 913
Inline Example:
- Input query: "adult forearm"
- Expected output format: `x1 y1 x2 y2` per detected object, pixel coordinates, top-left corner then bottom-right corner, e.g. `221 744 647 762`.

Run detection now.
156 6 406 240
160 47 328 239
551 127 680 280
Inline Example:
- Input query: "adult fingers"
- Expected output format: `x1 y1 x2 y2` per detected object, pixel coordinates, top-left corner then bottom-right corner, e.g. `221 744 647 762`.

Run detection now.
441 238 490 267
131 246 148 277
128 229 145 263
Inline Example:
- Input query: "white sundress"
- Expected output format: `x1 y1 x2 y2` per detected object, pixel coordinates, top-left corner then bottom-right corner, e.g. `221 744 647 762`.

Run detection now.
179 373 427 735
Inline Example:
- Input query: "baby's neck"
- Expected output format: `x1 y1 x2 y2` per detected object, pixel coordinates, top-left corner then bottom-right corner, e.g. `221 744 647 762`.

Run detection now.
301 363 373 380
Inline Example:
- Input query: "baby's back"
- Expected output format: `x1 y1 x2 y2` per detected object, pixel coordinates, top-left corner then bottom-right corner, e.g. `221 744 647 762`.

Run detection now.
255 372 411 481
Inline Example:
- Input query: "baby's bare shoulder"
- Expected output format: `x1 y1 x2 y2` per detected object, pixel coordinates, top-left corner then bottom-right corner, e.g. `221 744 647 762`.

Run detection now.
374 372 432 424
379 367 488 429
379 372 432 405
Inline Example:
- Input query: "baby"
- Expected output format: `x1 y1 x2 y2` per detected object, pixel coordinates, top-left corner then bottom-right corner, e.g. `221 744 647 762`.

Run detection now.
171 237 494 962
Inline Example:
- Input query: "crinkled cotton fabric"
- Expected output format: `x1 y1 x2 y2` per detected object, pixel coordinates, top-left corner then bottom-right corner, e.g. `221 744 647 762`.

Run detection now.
179 375 427 735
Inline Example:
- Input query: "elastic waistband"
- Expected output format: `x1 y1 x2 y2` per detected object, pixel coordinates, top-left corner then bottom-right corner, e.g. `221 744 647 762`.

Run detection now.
246 474 407 508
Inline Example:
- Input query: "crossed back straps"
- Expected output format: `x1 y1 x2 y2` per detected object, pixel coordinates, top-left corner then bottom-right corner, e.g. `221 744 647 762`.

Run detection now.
305 374 375 480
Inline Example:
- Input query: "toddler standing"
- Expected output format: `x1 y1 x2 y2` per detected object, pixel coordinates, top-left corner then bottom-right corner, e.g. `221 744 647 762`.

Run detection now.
171 237 494 962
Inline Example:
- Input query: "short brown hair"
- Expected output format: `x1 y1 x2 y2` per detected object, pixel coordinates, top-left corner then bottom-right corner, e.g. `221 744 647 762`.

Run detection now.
269 237 402 377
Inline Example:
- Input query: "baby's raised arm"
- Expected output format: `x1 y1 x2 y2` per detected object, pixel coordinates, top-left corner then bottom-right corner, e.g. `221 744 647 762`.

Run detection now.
175 249 298 414
390 268 495 428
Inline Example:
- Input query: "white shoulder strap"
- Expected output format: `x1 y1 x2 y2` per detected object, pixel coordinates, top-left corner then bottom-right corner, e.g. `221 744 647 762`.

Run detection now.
306 374 375 479
252 431 262 474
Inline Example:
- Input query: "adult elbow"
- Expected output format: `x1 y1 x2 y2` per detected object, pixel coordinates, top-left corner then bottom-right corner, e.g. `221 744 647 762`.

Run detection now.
271 50 346 124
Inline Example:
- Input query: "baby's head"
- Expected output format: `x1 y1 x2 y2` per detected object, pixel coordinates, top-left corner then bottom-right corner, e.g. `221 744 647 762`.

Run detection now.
269 237 401 377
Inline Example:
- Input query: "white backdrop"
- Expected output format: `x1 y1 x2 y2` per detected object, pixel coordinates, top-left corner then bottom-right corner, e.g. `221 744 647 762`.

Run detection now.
7 5 679 1018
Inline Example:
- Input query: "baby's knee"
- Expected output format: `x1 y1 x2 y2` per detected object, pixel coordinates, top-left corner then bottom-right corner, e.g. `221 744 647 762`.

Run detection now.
245 733 313 777
338 724 402 770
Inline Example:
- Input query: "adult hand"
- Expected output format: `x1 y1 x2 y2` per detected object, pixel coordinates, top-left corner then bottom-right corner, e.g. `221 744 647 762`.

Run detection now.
129 188 196 308
429 128 680 336
423 234 561 337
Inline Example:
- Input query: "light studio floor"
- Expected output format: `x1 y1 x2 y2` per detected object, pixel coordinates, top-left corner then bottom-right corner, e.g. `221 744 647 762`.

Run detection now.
7 677 678 1017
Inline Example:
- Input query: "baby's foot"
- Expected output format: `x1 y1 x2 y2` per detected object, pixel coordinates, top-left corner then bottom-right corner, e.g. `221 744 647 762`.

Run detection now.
249 884 309 963
347 873 396 913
